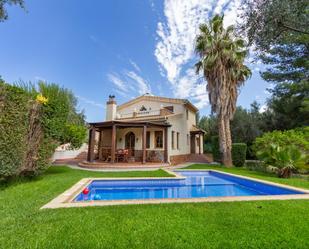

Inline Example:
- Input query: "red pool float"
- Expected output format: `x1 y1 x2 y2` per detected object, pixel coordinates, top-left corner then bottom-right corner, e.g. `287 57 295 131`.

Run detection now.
82 188 89 195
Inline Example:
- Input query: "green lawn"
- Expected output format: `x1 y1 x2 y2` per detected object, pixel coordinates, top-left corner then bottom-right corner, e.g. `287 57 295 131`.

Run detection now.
1 165 309 249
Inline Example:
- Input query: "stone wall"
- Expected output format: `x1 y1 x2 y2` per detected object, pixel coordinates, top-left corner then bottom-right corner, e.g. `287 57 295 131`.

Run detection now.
132 150 165 163
170 154 190 165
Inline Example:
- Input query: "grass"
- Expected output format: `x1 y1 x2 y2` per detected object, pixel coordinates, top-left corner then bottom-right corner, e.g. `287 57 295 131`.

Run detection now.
0 165 308 249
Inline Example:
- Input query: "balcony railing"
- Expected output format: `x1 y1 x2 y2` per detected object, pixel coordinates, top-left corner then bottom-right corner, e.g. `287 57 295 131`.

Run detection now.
117 109 162 119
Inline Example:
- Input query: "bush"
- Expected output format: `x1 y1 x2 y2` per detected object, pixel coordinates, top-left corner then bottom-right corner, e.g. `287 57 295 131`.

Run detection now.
0 83 30 178
253 128 309 168
253 128 308 177
256 144 305 178
245 160 265 172
211 136 221 162
0 80 86 180
64 124 87 149
232 143 247 167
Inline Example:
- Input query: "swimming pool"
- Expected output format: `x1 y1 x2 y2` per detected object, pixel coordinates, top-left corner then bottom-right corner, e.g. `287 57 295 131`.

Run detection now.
74 170 305 202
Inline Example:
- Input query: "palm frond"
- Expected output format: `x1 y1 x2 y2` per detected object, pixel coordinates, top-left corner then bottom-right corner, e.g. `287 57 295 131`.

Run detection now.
194 14 250 117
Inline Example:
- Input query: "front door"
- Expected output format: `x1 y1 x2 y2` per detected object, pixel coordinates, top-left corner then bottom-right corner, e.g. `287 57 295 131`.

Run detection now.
125 132 135 156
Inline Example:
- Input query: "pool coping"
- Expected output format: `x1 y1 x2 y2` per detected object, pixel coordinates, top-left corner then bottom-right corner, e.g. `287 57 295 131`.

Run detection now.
41 169 309 209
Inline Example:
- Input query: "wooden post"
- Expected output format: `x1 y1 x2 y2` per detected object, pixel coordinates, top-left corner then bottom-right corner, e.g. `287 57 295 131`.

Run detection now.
142 125 147 164
87 127 96 162
199 133 201 155
164 127 168 163
111 124 116 163
190 134 195 154
98 130 104 160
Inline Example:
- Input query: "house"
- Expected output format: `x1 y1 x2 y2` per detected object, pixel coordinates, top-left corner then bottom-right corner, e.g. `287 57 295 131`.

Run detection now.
86 94 206 165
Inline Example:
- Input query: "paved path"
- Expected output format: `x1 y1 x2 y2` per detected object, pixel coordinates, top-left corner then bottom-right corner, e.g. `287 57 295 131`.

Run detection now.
54 162 204 172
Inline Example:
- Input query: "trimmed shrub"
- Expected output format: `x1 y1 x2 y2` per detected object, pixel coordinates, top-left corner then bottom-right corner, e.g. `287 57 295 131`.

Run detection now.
232 143 247 167
211 136 221 162
0 83 30 178
245 160 265 172
0 80 86 180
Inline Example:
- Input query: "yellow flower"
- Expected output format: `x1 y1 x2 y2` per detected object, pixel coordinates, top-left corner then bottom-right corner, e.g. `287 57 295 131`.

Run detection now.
36 94 48 105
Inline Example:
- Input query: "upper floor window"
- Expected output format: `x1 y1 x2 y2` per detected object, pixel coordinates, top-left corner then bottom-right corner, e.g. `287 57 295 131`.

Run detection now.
155 131 163 148
186 109 189 120
177 132 180 150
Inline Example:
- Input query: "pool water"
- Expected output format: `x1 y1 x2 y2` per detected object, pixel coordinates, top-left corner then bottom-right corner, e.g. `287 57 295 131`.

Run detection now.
74 171 303 202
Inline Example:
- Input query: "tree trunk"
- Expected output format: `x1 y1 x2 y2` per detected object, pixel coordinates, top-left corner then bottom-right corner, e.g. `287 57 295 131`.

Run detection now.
278 167 291 178
223 116 233 167
21 101 43 176
218 113 233 167
218 114 226 165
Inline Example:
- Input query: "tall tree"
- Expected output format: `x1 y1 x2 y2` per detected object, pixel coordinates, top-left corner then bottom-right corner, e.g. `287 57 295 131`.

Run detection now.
240 0 309 130
195 15 251 166
240 0 308 83
0 0 25 22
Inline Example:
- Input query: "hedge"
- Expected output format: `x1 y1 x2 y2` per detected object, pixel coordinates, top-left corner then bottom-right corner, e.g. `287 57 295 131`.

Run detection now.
0 83 30 178
0 80 86 180
211 136 221 162
232 143 247 167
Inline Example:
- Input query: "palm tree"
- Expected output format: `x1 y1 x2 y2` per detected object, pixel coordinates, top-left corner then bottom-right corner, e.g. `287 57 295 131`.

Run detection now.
195 15 251 166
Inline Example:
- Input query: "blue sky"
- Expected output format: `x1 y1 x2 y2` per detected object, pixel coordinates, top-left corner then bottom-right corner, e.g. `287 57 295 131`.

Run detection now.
0 0 269 122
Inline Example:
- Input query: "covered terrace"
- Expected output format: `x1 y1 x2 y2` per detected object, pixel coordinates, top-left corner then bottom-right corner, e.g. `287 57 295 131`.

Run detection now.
87 120 171 164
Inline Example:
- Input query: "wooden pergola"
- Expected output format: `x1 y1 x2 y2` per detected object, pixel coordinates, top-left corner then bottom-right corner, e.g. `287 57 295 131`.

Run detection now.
87 120 171 164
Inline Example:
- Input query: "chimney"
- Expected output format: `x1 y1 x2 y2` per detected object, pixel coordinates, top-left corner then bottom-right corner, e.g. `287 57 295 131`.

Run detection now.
106 95 117 121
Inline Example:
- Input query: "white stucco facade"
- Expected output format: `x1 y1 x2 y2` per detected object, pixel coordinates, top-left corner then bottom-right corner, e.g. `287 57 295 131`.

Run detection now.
101 94 204 163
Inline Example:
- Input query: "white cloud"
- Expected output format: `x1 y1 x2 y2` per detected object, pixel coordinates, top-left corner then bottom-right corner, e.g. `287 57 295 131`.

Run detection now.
191 82 209 109
129 59 141 72
259 104 267 113
126 71 152 95
254 67 260 72
263 90 270 95
107 60 151 98
76 95 105 109
174 68 208 108
34 76 46 82
154 0 242 110
107 73 128 93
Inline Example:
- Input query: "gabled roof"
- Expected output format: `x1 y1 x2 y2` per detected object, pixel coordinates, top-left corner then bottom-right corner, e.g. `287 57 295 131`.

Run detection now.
190 125 206 134
117 94 199 113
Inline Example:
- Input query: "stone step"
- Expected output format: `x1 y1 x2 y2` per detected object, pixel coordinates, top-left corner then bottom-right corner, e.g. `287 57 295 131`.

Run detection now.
187 154 212 163
74 151 87 159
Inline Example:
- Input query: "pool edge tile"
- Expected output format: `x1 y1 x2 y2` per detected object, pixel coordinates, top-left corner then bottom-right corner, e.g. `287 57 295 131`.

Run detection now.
41 170 309 209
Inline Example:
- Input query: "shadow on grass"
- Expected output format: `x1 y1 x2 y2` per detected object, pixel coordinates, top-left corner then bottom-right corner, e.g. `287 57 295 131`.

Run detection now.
45 165 72 175
0 165 70 189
